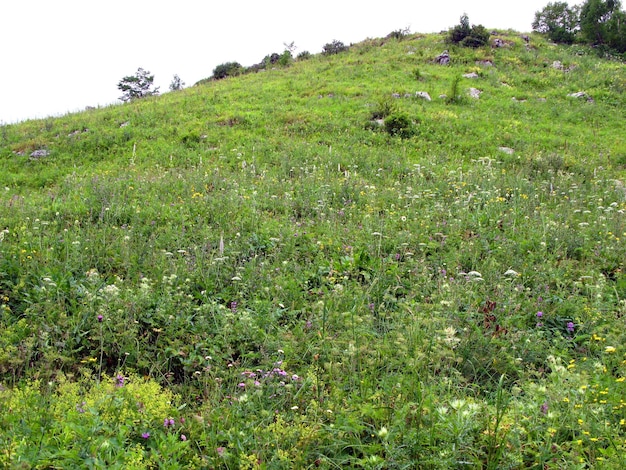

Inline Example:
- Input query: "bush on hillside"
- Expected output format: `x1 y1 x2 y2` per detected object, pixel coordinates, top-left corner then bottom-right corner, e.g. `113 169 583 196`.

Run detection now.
387 27 411 40
169 74 185 91
448 14 490 48
323 40 349 55
370 95 398 120
384 113 415 138
117 68 160 102
212 62 243 80
297 51 312 60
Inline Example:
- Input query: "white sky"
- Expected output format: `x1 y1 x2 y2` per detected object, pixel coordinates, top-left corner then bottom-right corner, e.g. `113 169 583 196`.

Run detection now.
1 0 584 124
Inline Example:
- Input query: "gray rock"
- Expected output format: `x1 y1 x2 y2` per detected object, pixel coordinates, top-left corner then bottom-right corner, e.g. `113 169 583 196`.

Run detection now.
498 147 515 155
477 60 493 67
463 72 479 79
29 149 50 159
391 93 401 98
435 50 450 65
568 91 594 103
469 88 482 99
415 91 432 101
120 121 130 128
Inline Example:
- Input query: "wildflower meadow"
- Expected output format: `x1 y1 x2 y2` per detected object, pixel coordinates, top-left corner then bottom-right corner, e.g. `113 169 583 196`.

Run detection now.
1 29 626 468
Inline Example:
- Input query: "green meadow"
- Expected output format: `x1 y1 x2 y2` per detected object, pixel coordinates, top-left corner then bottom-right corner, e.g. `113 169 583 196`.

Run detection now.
1 29 626 468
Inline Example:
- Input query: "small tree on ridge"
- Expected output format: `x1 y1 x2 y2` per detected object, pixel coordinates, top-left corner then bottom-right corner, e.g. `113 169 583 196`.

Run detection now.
118 68 160 102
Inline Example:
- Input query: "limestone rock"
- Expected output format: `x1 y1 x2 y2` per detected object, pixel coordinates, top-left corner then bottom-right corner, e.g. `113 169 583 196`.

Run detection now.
29 149 50 159
469 88 482 99
435 50 450 65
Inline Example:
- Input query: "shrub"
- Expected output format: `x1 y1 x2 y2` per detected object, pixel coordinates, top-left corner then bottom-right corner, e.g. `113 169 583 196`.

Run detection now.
117 68 160 102
169 74 185 91
212 62 243 80
448 14 490 48
445 75 464 104
297 51 312 60
384 113 415 138
370 95 398 120
322 40 349 55
387 27 411 40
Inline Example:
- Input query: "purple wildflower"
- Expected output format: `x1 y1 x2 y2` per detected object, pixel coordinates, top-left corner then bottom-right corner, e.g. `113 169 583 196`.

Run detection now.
238 382 246 388
180 434 187 441
566 322 575 334
164 418 175 428
115 374 125 387
97 314 103 322
217 447 226 457
540 402 549 414
142 432 150 439
536 311 543 318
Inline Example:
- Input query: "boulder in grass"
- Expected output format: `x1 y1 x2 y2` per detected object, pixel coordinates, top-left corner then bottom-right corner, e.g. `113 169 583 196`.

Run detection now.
469 88 482 99
435 50 450 65
29 149 50 159
415 91 431 101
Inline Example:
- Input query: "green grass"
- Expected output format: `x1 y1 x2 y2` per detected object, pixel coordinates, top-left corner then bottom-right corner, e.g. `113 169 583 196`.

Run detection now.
1 30 626 468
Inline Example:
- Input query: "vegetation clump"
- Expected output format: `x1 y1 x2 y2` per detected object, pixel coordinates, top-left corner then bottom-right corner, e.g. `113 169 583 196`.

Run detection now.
117 68 160 102
384 112 415 138
533 0 626 53
322 39 349 55
211 61 244 80
448 14 490 48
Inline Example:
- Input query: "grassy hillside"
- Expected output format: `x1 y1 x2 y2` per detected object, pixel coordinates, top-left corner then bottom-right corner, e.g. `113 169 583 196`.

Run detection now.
1 30 626 468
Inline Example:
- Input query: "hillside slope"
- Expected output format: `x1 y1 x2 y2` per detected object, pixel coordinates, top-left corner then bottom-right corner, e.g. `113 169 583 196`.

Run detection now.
1 30 626 468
